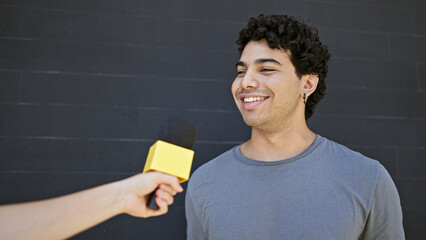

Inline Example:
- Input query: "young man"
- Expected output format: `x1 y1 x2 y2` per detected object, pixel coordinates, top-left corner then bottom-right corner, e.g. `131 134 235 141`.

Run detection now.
185 14 404 239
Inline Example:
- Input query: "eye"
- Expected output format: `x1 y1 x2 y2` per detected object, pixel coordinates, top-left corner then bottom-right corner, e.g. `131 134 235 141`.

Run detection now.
237 70 246 76
260 68 274 72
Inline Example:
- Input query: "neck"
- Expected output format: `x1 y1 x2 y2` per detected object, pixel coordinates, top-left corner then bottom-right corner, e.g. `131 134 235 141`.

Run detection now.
240 121 316 161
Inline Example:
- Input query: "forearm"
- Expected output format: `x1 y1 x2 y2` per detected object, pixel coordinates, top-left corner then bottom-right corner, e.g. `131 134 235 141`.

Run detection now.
0 180 126 240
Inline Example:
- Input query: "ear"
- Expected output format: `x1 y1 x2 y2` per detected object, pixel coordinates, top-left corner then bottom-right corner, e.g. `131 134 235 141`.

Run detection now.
301 74 319 98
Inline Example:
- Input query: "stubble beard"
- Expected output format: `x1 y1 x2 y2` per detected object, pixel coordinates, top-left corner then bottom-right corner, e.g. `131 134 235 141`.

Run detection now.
241 101 299 135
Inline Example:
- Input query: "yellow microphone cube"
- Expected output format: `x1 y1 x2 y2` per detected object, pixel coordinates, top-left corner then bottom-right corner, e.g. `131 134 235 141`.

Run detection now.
143 140 194 182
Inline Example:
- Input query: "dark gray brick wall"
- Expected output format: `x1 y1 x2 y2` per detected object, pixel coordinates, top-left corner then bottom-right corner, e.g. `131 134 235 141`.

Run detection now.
0 0 424 239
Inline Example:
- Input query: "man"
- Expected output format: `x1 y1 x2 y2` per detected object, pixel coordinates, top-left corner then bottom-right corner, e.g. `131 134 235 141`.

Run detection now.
185 14 404 239
0 171 183 240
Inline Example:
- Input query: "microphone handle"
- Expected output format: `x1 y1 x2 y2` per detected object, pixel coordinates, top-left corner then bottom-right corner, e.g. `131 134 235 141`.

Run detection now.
147 188 159 210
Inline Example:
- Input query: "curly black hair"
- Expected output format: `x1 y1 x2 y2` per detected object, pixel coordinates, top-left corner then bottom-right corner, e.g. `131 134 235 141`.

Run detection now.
236 14 331 120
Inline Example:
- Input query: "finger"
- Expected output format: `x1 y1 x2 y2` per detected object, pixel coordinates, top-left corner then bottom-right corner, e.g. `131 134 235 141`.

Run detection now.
153 172 183 193
158 183 178 196
154 197 169 216
156 189 174 205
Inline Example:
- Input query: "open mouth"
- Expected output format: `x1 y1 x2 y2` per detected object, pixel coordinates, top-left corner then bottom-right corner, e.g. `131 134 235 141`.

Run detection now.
242 96 269 103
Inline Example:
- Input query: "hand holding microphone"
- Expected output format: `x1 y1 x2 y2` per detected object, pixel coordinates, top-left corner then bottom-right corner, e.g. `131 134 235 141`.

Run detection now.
120 171 183 218
0 115 195 240
143 115 196 210
0 171 183 240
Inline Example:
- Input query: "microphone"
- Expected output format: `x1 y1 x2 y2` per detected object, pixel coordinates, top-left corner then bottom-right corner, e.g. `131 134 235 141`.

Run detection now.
143 115 196 210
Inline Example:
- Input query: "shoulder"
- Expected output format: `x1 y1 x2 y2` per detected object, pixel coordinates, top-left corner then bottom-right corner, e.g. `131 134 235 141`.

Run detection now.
318 136 380 169
187 146 237 192
316 136 398 206
315 136 386 186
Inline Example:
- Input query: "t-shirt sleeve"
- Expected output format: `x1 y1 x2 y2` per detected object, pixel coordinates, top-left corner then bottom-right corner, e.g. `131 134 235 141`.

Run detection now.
185 188 207 240
361 164 405 240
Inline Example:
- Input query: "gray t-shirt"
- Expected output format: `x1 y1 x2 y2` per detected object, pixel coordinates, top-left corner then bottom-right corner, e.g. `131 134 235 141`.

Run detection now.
186 135 404 240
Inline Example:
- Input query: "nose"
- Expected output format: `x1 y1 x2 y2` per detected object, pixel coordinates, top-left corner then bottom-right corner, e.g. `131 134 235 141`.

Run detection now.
241 69 259 89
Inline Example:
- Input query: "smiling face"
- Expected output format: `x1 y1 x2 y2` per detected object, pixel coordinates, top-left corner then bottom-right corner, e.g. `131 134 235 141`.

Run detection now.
231 39 305 132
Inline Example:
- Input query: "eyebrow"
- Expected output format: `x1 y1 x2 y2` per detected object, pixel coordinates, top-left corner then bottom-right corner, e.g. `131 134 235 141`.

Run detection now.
236 58 282 68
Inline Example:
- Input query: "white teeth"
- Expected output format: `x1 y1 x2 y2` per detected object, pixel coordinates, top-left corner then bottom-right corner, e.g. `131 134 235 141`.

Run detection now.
244 97 266 103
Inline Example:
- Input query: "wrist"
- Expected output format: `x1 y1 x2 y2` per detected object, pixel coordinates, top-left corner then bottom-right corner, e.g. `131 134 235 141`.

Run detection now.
106 178 132 216
116 174 143 215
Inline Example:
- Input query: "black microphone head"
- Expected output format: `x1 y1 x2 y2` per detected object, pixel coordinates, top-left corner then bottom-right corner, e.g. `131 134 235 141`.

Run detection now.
157 115 196 149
